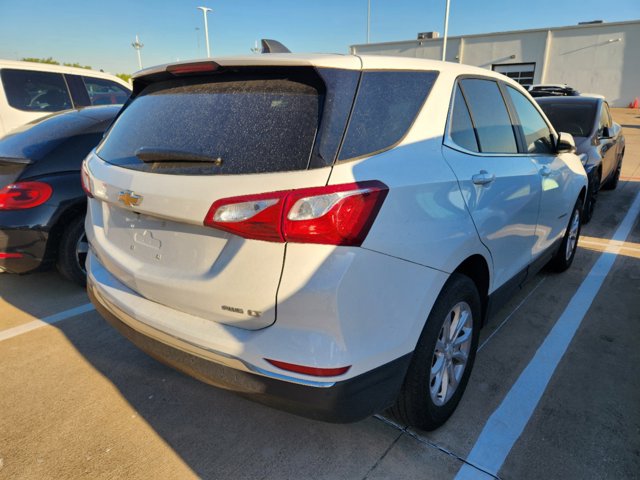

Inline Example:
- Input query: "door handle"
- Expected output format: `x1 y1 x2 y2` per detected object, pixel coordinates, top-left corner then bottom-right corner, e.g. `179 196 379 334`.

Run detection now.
472 170 496 186
539 165 552 177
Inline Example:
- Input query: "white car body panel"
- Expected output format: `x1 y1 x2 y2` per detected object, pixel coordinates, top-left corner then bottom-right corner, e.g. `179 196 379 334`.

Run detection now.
85 153 333 329
85 54 587 409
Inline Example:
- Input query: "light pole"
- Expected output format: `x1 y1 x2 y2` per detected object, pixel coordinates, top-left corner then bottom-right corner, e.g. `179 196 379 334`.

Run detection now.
131 34 144 70
441 0 450 61
367 0 371 43
197 6 213 57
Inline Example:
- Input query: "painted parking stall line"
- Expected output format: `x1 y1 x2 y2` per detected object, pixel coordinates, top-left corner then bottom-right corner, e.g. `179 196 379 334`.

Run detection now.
455 191 640 480
0 303 95 342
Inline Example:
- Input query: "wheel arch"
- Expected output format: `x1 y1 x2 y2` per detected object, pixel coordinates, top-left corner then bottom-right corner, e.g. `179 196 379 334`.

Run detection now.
452 254 491 327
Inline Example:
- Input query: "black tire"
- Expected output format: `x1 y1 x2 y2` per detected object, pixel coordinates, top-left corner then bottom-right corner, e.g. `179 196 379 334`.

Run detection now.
548 197 582 272
602 154 622 190
582 170 600 224
389 273 481 431
56 215 88 286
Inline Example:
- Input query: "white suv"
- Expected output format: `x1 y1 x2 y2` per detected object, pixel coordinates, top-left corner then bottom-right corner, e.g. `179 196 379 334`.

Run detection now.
83 55 587 430
0 59 131 137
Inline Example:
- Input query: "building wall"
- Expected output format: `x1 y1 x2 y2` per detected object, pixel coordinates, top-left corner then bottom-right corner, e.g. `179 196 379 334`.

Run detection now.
351 21 640 107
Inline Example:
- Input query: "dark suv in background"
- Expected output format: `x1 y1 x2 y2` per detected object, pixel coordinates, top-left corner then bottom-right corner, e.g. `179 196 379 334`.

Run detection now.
0 105 119 284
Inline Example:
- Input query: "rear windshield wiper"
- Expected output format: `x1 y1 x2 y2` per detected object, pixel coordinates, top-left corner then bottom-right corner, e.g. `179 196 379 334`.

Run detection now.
135 147 223 166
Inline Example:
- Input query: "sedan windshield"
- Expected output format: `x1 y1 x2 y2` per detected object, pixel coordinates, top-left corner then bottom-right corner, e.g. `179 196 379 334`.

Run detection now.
537 102 597 138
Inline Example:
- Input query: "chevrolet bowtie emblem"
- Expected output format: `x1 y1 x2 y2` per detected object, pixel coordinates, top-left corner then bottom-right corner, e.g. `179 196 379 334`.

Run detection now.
118 190 143 207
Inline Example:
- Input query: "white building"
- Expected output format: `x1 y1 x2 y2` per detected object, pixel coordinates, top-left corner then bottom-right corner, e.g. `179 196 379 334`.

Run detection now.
351 20 640 107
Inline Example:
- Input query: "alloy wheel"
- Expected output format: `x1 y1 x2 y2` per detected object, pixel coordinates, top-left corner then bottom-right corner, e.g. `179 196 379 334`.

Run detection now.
430 301 473 406
565 209 580 261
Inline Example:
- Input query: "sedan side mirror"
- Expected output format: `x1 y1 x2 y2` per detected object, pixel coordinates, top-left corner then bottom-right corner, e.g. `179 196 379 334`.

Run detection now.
600 126 612 139
556 132 577 154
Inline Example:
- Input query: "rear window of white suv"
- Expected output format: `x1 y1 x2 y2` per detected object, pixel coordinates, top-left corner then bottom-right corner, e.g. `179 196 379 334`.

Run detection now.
98 74 323 175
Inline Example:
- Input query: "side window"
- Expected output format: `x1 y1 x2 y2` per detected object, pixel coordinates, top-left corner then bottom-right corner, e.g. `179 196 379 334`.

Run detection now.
598 103 611 136
459 79 517 154
338 71 437 160
505 86 554 154
82 77 130 105
449 85 479 152
0 69 72 112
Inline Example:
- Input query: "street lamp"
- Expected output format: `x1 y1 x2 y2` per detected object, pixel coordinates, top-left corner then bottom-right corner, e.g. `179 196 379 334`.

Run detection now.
197 6 213 57
131 34 144 70
367 0 371 44
442 0 450 61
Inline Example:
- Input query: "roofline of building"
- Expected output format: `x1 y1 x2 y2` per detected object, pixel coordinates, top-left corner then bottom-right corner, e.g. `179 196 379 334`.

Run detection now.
351 18 640 49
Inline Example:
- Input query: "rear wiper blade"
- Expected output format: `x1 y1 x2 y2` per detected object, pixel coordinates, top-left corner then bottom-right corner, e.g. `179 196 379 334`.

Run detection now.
135 147 223 166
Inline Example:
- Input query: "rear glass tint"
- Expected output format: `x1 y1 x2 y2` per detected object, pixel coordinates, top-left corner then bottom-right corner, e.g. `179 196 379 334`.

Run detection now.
459 79 517 154
1 69 72 112
97 75 322 175
537 102 597 138
449 85 479 152
338 71 437 161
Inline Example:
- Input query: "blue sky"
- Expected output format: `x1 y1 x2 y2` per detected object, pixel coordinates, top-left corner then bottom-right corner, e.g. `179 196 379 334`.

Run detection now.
0 0 638 74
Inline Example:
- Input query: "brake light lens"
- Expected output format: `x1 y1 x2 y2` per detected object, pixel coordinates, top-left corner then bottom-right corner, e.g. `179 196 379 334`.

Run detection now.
166 61 221 75
81 160 93 198
203 181 388 246
0 252 23 259
265 359 351 377
0 182 52 210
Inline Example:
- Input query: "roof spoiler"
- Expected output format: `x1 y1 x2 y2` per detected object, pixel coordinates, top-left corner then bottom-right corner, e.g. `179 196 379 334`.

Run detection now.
261 39 291 54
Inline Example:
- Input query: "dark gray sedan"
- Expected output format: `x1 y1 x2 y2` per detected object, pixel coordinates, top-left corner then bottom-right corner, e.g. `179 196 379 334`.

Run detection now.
535 96 625 223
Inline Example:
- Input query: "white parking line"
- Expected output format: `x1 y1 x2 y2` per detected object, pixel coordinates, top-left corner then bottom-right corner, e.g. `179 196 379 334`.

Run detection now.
0 303 95 342
455 190 640 480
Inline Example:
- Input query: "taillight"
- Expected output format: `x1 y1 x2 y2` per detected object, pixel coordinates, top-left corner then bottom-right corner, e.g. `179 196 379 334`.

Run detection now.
265 359 351 377
81 160 93 198
0 252 23 259
166 61 221 75
0 182 52 210
203 181 388 246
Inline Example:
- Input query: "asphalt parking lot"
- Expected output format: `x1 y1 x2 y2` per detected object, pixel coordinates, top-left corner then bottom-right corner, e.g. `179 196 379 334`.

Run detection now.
1 108 639 480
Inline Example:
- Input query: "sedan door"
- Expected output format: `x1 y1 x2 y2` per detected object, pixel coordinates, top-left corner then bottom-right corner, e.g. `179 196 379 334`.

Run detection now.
442 78 541 292
597 102 618 180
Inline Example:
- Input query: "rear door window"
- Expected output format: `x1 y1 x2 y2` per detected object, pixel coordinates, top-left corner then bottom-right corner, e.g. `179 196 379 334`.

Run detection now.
98 74 323 175
338 71 437 160
505 86 555 154
81 77 130 105
459 78 518 154
1 69 72 112
449 85 479 153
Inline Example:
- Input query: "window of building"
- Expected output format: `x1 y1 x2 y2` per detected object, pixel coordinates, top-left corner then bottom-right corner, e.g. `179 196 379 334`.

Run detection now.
492 63 536 87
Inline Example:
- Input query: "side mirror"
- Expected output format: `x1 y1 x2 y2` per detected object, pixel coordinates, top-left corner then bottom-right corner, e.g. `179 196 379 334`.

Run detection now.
600 126 611 139
557 132 577 154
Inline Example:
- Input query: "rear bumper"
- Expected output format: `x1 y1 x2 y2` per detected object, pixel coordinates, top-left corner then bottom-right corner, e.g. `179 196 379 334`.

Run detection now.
0 226 49 273
88 280 411 423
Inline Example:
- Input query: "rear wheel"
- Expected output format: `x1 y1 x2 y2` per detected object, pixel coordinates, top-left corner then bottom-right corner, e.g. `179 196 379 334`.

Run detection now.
582 170 600 224
389 273 481 430
602 154 622 190
56 215 88 286
548 198 582 272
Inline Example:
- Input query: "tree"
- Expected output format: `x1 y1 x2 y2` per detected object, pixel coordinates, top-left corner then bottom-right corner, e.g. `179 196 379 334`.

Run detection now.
116 73 132 83
21 57 59 65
